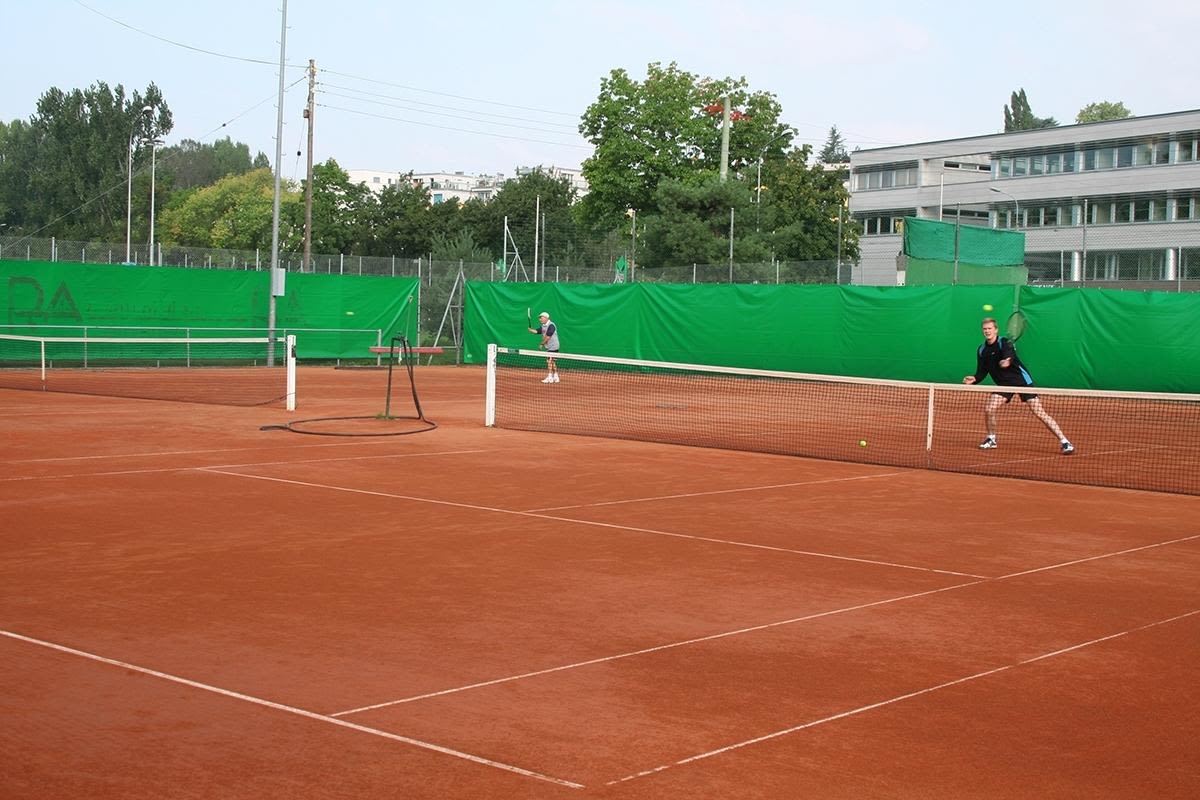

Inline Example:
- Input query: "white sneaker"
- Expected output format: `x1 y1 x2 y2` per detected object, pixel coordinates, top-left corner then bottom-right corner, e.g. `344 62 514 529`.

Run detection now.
541 375 554 383
551 374 560 383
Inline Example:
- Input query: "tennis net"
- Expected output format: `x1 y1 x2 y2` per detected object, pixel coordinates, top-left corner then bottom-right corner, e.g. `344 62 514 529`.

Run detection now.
0 333 296 408
485 346 1200 496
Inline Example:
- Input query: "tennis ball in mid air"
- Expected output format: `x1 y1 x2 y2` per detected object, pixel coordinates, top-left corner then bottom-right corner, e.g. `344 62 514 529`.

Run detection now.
345 310 355 316
982 304 994 312
858 439 868 447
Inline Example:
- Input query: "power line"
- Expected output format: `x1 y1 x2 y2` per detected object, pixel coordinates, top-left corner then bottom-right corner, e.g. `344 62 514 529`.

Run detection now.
320 91 583 139
316 104 591 149
71 0 304 69
320 69 578 119
319 83 580 129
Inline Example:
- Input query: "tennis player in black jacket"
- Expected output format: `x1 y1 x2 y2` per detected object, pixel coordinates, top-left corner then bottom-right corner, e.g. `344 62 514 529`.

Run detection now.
963 318 1074 454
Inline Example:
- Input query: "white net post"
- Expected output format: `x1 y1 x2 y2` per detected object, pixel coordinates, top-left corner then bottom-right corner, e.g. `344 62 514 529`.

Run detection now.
285 334 297 411
485 343 497 426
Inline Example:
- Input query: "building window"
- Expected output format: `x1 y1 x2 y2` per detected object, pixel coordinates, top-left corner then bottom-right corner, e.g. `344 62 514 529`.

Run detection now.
1029 154 1044 175
1013 157 1028 176
1151 200 1167 221
372 176 381 183
999 158 1012 177
1116 145 1134 168
1178 137 1197 162
1083 148 1096 170
1133 200 1151 222
1153 140 1170 164
1062 151 1076 172
1134 143 1152 166
1177 197 1194 220
1091 201 1113 224
1097 147 1116 169
1115 201 1133 223
1045 153 1061 174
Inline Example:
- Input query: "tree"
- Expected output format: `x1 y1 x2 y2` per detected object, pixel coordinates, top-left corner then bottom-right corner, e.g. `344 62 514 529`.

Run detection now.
759 145 858 263
0 81 172 239
1003 89 1057 132
489 169 580 269
158 137 263 190
158 167 299 250
578 62 787 231
818 126 849 164
1076 101 1132 124
639 176 768 269
303 159 372 254
361 177 434 256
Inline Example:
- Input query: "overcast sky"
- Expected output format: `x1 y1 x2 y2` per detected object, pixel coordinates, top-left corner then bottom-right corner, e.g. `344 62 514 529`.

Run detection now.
4 0 1198 179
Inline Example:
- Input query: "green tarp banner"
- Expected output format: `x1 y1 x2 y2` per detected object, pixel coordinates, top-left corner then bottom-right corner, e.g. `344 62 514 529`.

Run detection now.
464 281 1200 392
903 217 1025 266
1 260 417 359
905 258 1028 286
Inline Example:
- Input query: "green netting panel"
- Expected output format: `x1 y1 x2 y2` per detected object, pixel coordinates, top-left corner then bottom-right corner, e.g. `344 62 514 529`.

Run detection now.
903 217 1025 267
905 258 1028 286
0 260 417 359
465 281 1200 392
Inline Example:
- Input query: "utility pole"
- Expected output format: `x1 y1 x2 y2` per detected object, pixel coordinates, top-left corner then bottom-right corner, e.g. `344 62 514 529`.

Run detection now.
719 95 731 182
267 0 288 366
303 59 316 273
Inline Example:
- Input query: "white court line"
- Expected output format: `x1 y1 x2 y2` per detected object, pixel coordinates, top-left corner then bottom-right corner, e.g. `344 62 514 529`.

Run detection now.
330 580 983 717
958 443 1169 471
0 448 493 483
996 533 1200 579
3 438 407 464
526 471 909 512
199 468 985 580
605 607 1200 786
0 629 584 790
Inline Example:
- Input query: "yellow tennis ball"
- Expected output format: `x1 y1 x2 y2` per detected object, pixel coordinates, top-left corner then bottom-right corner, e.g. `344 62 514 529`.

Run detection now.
345 310 355 316
858 439 868 447
982 304 993 312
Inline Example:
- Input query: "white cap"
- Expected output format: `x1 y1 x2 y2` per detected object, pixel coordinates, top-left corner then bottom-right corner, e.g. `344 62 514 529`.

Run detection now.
538 311 550 319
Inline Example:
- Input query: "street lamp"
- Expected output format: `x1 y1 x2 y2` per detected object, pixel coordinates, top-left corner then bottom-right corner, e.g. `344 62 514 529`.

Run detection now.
989 186 1020 229
148 138 163 266
756 128 794 231
125 105 154 264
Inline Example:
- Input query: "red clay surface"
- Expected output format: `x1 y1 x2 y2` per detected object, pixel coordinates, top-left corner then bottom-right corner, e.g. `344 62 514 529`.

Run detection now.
2 365 1198 799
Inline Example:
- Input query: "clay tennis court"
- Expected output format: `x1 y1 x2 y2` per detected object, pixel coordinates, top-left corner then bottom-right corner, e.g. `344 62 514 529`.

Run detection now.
2 365 1199 799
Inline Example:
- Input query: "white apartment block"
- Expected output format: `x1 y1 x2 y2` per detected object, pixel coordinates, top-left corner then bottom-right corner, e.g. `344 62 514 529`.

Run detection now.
348 165 588 205
848 110 1200 287
347 170 507 204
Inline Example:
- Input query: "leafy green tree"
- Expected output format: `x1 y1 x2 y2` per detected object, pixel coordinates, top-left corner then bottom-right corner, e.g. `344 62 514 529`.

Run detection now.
489 169 579 268
431 229 492 262
1076 101 1132 124
159 167 300 249
759 145 857 262
158 137 263 190
818 125 849 164
578 62 787 231
0 81 172 239
639 175 768 269
362 178 434 256
1003 89 1057 132
304 159 372 254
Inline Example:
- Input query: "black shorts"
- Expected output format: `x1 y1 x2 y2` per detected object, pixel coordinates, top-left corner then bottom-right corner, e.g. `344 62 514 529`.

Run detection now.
993 391 1038 404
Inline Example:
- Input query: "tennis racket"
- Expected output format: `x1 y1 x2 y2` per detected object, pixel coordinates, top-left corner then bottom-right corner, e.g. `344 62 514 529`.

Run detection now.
1005 285 1025 341
1005 310 1027 341
526 307 532 328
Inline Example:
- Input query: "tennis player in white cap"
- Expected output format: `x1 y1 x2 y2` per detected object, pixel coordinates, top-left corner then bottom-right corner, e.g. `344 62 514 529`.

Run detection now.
527 311 559 383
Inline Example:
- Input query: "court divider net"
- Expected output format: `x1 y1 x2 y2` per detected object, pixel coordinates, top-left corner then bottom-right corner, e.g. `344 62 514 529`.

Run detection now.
485 346 1200 496
0 333 296 409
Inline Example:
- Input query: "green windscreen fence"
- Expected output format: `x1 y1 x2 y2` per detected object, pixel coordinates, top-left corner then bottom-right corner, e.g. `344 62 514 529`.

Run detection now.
903 217 1028 286
1 260 417 359
464 281 1200 393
